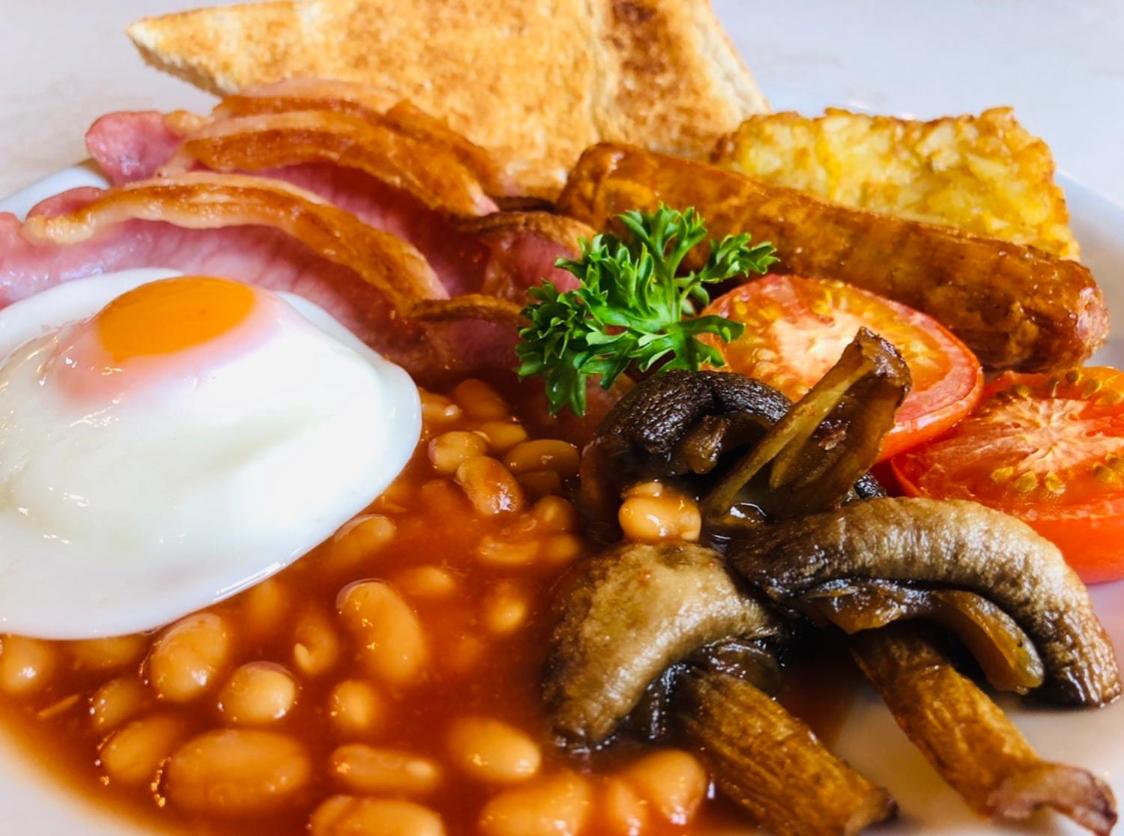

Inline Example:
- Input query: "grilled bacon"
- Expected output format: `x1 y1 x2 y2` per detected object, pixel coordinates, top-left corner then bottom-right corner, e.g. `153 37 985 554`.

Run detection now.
213 80 511 197
160 110 496 216
0 174 458 373
85 103 589 302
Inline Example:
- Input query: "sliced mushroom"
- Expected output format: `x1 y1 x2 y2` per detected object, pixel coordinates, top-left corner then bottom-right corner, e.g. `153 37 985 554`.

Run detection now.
545 541 896 833
544 541 779 747
851 626 1117 836
701 328 909 521
805 580 1045 694
627 637 782 742
578 371 791 541
578 332 901 543
728 497 1122 706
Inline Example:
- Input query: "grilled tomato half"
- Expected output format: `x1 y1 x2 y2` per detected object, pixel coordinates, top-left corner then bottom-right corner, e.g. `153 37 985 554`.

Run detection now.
704 275 982 460
893 368 1124 583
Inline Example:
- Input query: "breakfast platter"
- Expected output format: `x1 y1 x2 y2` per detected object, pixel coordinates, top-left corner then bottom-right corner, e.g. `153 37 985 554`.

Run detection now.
1 2 1123 835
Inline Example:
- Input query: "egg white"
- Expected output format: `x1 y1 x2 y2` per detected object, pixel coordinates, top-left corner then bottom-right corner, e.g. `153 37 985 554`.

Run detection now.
0 270 420 639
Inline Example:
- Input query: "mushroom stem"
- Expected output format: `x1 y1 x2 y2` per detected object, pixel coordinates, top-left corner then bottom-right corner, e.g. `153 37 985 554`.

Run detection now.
678 669 897 836
851 626 1117 836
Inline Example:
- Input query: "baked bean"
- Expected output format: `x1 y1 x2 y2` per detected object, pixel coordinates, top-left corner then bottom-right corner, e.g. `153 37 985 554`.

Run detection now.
68 635 146 672
91 676 149 734
418 478 472 516
532 496 578 533
599 777 649 836
517 470 564 499
148 613 231 703
443 634 487 677
476 533 540 567
446 716 541 785
0 635 56 697
620 749 708 825
419 390 463 426
456 456 525 516
218 663 297 725
373 478 414 514
240 578 291 641
451 379 508 420
505 439 580 477
329 744 441 795
392 565 458 600
482 583 530 636
540 534 585 567
99 714 186 786
428 431 488 474
328 679 386 737
478 771 593 836
328 514 397 570
618 482 701 544
292 605 341 679
475 420 528 453
165 729 310 813
311 796 445 836
337 581 428 687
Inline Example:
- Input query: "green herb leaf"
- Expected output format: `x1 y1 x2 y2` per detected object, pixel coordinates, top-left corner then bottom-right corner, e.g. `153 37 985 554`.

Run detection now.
516 205 777 415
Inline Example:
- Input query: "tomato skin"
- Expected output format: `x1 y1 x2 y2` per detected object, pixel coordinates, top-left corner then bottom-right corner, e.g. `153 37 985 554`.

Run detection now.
877 341 982 460
894 458 1124 584
705 275 983 461
1022 513 1124 585
892 369 1124 584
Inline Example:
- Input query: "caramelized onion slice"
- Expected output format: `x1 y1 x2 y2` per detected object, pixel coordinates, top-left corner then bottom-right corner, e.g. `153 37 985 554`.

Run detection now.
702 328 909 521
678 670 896 836
851 626 1117 835
806 580 1045 694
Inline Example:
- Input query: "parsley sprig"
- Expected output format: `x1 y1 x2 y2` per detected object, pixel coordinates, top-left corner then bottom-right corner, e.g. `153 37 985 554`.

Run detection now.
516 205 777 416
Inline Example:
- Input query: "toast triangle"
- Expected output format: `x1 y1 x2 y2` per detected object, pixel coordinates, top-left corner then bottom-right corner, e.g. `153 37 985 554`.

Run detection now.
127 0 769 196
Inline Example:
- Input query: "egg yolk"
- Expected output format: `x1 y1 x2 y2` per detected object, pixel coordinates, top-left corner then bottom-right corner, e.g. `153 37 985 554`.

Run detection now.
50 276 274 406
96 277 256 362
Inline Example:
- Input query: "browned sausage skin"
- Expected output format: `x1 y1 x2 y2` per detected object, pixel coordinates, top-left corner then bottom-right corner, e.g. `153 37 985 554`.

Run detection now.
558 143 1108 372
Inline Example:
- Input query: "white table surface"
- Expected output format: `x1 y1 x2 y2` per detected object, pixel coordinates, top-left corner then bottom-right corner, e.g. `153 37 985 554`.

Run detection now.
1 0 1122 204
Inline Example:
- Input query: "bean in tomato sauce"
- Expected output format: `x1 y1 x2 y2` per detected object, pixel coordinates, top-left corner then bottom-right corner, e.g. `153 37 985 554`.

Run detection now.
0 379 746 835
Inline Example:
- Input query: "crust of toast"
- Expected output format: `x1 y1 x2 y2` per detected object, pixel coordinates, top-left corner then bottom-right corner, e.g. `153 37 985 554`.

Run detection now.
127 0 768 197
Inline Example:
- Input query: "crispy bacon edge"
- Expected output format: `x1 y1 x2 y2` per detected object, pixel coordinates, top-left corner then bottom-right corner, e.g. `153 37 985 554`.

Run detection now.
20 173 448 314
159 110 497 217
213 79 511 196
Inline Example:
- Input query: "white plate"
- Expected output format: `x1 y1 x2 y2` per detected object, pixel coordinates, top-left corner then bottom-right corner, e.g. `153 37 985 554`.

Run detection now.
1 164 1123 835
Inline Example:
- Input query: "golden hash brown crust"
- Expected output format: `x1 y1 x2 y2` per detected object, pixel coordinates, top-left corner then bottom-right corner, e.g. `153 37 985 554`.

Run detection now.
713 107 1079 260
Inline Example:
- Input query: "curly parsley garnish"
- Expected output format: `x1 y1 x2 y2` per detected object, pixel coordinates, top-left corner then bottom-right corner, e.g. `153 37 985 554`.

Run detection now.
516 205 777 416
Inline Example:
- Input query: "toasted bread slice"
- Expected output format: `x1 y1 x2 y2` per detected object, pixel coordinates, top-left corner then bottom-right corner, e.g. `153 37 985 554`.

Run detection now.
713 108 1079 259
128 0 768 197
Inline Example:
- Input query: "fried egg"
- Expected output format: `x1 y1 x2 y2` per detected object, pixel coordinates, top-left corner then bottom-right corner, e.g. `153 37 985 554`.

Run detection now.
0 270 420 639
